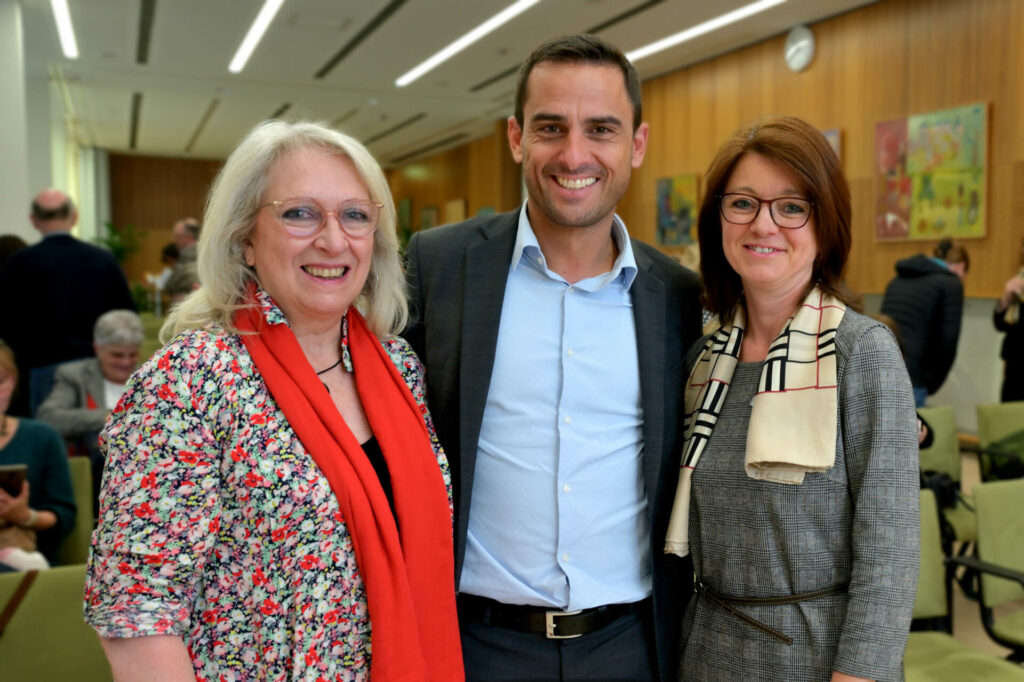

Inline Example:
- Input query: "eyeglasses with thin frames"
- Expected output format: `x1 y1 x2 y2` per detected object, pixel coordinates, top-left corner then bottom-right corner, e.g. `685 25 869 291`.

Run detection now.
717 192 813 229
260 197 384 239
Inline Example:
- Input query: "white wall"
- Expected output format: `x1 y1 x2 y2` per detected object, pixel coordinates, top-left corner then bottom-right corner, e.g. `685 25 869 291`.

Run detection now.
0 0 32 243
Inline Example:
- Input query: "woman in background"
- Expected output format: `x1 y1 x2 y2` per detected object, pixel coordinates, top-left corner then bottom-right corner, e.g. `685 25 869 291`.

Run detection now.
994 237 1024 402
0 339 74 570
84 121 462 680
666 117 918 681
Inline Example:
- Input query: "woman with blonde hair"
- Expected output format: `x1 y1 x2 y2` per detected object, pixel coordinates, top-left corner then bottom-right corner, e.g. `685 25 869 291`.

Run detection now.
85 121 462 680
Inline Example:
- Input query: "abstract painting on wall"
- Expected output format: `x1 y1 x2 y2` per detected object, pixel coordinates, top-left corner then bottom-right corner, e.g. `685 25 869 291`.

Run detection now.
875 102 986 241
823 128 841 161
656 174 699 246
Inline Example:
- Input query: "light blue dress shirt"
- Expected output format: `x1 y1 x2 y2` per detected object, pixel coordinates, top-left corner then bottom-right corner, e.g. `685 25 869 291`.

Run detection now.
459 205 650 610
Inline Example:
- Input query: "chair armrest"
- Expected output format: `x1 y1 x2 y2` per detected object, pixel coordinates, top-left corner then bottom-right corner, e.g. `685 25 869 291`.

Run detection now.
947 555 1024 587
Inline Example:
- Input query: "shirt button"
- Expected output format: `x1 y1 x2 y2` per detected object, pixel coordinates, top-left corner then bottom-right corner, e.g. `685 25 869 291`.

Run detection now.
562 484 571 493
567 348 574 357
562 553 570 562
563 416 572 424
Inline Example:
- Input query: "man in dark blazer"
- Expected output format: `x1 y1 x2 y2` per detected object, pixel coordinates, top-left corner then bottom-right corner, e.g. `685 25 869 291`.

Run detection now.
0 189 135 416
405 35 702 682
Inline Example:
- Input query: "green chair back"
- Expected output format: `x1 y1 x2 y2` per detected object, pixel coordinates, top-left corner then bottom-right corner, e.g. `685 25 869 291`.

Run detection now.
974 478 1024 608
977 401 1024 448
977 401 1024 480
913 490 948 620
918 406 961 481
55 456 94 566
0 565 110 680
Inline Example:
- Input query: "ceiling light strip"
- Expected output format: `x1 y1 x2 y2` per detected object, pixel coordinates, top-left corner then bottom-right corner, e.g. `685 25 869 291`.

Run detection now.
626 0 787 63
50 0 79 59
136 0 157 64
363 113 426 145
314 0 408 80
229 0 286 74
269 102 292 119
129 92 142 150
185 98 220 154
396 0 540 87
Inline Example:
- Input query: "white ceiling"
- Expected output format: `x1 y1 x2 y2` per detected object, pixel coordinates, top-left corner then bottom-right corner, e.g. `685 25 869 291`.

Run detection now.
20 0 877 166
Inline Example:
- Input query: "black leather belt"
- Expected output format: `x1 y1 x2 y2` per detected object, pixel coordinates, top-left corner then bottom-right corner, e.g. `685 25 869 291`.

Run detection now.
457 594 646 639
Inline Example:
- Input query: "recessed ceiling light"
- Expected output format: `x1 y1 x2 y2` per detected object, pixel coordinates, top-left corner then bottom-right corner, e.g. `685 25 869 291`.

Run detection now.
396 0 540 87
626 0 787 63
50 0 79 59
229 0 286 74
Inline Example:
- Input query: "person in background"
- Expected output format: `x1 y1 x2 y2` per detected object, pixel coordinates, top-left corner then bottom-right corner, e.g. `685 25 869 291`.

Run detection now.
147 242 179 290
37 309 144 514
405 34 702 681
0 234 27 269
162 218 200 301
880 238 968 406
0 190 135 416
84 120 461 681
994 237 1024 402
666 116 918 680
0 339 75 571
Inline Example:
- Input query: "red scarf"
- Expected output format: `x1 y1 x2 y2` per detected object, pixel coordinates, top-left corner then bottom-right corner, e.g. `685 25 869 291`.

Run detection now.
236 299 462 681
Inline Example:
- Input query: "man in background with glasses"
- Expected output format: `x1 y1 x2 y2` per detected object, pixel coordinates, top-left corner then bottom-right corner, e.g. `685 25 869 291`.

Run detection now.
404 34 702 682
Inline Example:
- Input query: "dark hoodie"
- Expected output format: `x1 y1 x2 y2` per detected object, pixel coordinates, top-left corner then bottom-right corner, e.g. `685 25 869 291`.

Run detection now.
880 254 964 394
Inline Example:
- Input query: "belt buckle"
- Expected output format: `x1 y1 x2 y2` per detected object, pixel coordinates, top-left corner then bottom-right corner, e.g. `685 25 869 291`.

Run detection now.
545 609 583 639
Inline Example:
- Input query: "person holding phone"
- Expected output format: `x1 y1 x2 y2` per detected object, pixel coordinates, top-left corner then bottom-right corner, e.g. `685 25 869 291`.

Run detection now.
0 339 75 571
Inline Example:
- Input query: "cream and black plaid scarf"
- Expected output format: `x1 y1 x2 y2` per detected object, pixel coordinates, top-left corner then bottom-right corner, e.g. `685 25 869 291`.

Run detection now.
665 287 846 558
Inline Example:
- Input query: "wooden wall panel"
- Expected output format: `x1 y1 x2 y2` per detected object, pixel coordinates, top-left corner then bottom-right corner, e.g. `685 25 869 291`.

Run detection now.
621 0 1023 297
109 154 221 283
387 119 521 235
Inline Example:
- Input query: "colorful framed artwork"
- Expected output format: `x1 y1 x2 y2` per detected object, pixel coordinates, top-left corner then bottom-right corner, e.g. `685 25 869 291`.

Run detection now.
823 128 841 161
656 174 699 246
874 102 987 241
396 197 411 232
443 198 466 224
421 206 438 230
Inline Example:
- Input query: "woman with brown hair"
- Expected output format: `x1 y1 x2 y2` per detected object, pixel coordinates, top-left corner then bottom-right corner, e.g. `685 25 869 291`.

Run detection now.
666 117 918 680
0 339 75 571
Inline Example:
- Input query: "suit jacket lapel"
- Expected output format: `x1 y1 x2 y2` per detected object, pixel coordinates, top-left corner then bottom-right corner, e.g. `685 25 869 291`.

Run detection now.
630 244 667 520
84 359 107 409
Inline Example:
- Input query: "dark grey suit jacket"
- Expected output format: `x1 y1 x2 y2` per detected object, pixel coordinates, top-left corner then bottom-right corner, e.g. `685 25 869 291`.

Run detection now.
404 208 703 680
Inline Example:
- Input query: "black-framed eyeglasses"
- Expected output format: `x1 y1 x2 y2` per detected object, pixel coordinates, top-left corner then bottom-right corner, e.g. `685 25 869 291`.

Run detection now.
260 197 384 239
718 192 813 229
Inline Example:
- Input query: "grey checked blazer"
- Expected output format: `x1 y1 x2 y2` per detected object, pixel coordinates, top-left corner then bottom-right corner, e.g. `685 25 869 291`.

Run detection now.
403 208 703 681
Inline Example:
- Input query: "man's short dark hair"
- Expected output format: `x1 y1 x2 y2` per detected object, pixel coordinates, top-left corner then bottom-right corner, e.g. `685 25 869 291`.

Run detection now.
31 199 73 222
514 34 642 131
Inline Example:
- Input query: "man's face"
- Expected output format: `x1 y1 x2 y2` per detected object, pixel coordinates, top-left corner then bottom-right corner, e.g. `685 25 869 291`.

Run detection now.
508 62 648 235
172 222 192 248
94 344 140 385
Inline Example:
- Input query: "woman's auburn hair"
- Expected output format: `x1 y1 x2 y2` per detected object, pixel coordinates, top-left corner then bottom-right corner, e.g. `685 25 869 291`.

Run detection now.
161 120 407 342
698 116 855 323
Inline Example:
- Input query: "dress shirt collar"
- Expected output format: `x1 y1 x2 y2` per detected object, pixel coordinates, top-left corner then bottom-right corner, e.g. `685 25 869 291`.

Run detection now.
510 203 638 291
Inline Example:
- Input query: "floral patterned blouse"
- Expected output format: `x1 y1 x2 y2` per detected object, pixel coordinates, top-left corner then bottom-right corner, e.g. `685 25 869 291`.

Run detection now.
84 291 452 681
